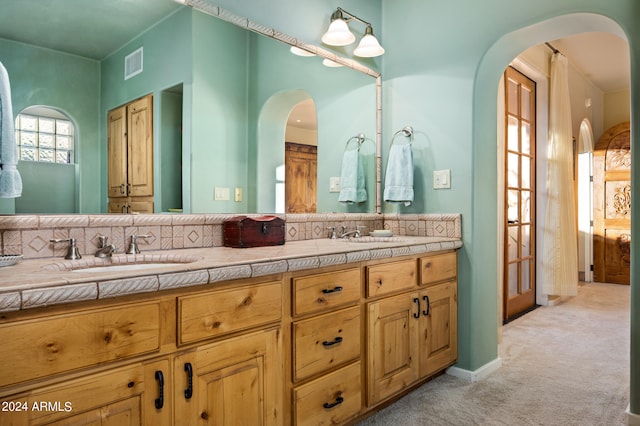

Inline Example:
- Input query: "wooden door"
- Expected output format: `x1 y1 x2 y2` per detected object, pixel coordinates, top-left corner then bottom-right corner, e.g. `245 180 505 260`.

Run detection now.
503 66 536 321
418 281 458 378
127 94 154 198
174 329 282 426
366 292 419 406
594 121 631 284
107 105 128 198
285 142 317 213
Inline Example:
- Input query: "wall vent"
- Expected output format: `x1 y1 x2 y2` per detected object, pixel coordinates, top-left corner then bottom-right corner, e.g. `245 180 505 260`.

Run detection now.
124 47 144 80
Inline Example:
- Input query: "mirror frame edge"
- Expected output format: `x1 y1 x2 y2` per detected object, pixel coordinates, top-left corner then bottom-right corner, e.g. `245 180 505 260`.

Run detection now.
183 0 383 214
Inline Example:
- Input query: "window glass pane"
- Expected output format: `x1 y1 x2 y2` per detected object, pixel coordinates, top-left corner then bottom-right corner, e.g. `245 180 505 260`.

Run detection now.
39 118 55 134
508 153 519 188
20 132 37 146
507 189 519 223
508 263 519 297
521 260 531 292
521 88 531 120
56 151 71 164
507 116 519 152
521 122 531 155
39 149 55 162
508 227 519 261
56 135 72 150
507 79 519 115
521 156 531 189
20 115 37 131
521 190 531 223
39 133 55 148
57 120 72 136
521 225 531 257
20 147 37 161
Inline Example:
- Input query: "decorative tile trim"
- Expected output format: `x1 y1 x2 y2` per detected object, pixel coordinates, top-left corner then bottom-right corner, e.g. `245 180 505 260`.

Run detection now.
251 260 288 277
0 292 21 311
370 248 393 259
22 283 97 309
346 250 371 263
98 276 159 299
319 253 347 267
209 265 252 283
159 270 209 291
287 256 320 271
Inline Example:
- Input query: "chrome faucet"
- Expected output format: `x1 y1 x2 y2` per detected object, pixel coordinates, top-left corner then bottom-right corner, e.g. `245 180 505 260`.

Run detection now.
126 234 151 254
50 238 82 260
95 235 117 258
340 225 366 239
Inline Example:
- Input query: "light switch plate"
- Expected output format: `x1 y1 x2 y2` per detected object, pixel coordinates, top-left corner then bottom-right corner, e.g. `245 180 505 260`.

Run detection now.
433 169 451 189
234 187 243 202
214 187 230 201
329 177 341 192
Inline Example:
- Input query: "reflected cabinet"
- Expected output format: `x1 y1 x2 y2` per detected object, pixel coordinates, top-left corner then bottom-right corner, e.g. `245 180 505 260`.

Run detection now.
108 94 154 214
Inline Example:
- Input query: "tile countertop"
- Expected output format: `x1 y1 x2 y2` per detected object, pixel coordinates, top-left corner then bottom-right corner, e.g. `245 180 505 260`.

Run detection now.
0 236 462 312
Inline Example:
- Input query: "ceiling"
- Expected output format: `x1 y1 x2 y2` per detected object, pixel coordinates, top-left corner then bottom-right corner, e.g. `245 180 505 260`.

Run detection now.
0 0 182 60
550 32 630 93
0 1 632 93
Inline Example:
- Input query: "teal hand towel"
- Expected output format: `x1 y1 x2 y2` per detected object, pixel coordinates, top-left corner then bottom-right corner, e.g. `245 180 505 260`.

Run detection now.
338 149 367 204
384 144 413 206
0 62 22 198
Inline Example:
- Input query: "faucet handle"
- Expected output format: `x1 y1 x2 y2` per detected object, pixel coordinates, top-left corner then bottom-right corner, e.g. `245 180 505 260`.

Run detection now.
127 234 151 254
50 238 82 260
355 225 367 237
97 235 108 248
326 227 337 239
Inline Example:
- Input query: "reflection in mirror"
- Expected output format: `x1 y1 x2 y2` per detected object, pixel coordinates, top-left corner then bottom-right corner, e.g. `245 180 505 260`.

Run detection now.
0 1 379 215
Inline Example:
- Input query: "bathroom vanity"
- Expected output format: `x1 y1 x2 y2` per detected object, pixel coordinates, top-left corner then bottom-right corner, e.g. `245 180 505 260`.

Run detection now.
0 215 461 425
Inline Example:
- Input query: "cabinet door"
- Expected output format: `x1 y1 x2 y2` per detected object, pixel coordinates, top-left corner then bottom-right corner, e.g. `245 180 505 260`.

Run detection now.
367 292 419 406
174 328 282 426
418 281 458 378
127 94 154 198
107 105 128 198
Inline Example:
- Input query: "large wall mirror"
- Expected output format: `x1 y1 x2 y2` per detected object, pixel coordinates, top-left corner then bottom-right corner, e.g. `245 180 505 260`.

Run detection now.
0 0 381 216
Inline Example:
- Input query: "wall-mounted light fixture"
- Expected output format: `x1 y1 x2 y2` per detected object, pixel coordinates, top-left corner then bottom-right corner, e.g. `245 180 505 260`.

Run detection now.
321 7 384 58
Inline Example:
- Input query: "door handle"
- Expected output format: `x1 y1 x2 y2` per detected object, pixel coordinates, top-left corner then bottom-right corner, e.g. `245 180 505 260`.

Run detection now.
184 362 193 399
154 370 164 409
423 295 430 316
413 297 420 319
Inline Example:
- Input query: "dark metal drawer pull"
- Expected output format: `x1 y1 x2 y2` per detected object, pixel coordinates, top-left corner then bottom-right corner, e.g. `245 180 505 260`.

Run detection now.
413 297 421 318
423 295 431 316
323 396 344 409
154 370 164 409
322 336 343 347
322 286 343 294
184 362 193 399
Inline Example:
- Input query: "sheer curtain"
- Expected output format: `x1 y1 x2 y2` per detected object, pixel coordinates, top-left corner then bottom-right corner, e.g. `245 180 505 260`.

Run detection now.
542 53 578 296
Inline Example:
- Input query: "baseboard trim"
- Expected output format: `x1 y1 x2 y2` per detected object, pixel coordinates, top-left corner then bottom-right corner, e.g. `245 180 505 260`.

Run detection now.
446 357 502 382
626 404 640 425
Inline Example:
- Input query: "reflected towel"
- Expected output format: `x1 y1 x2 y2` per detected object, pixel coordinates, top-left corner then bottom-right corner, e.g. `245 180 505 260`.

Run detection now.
0 62 22 198
384 144 413 206
338 149 367 204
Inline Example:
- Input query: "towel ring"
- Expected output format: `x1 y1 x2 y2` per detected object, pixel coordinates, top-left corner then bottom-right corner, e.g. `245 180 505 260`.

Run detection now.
345 133 366 151
391 126 413 146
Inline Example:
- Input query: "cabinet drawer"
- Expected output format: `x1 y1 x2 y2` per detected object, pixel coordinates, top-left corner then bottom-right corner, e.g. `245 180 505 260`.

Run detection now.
420 252 457 286
293 269 360 316
0 302 160 388
367 259 417 297
293 362 362 426
293 307 360 381
179 281 282 345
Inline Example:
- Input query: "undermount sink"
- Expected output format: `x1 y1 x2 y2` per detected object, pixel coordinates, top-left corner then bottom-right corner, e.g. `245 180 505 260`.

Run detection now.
337 236 407 243
42 254 202 273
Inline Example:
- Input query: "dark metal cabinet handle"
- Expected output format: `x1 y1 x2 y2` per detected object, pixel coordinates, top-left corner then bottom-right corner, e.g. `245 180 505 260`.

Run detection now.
423 295 430 316
322 286 343 294
184 362 193 399
413 297 421 319
323 396 344 409
322 336 343 347
154 370 164 409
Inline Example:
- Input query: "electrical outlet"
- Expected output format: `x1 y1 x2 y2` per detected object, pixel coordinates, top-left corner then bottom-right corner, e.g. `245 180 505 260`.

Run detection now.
214 187 230 201
433 169 451 189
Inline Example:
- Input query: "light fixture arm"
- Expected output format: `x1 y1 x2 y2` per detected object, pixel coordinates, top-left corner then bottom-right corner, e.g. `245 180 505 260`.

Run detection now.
333 7 372 30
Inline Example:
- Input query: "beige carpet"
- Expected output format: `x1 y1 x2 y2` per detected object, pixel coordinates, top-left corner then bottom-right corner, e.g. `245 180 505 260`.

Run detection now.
357 282 630 426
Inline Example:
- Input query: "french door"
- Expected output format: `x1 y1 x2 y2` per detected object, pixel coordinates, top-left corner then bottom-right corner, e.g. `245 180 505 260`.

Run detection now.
504 66 536 322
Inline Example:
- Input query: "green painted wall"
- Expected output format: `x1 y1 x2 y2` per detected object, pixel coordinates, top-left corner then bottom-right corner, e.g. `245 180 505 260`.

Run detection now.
0 38 99 213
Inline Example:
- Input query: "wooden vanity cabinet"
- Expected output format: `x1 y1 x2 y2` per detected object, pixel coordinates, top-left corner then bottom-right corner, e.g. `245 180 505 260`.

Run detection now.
288 268 364 426
365 251 458 407
108 93 154 214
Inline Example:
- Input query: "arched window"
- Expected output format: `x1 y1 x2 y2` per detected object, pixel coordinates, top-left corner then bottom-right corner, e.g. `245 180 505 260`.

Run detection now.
15 106 75 164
